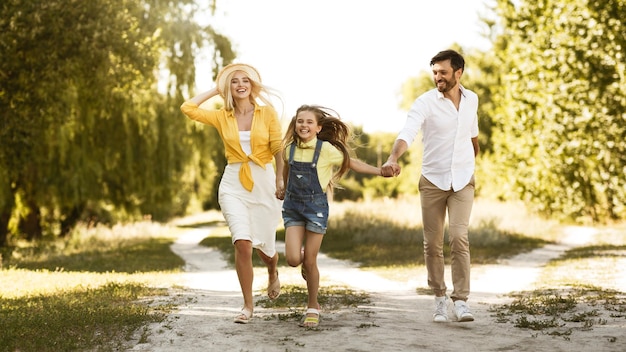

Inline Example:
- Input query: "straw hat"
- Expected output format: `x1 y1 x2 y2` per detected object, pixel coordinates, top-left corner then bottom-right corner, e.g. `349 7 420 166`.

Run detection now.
216 63 262 97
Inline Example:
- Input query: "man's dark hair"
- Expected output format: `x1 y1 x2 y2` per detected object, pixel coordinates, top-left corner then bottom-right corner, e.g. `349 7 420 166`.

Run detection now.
430 50 465 72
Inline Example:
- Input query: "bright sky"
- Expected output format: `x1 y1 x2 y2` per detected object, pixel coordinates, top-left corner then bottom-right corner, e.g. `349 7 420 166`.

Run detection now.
196 0 492 133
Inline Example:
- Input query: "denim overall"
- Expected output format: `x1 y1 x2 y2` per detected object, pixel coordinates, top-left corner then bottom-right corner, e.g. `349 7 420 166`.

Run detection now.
282 140 329 234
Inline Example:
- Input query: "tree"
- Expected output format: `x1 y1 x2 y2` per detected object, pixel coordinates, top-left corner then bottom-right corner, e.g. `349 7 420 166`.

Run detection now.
0 0 234 244
488 0 626 222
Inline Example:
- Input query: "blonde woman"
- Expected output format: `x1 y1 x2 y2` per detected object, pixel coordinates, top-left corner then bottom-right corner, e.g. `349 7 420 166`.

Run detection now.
180 63 284 324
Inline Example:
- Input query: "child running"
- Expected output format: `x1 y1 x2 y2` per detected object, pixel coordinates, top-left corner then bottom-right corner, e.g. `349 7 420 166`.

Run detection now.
275 105 392 328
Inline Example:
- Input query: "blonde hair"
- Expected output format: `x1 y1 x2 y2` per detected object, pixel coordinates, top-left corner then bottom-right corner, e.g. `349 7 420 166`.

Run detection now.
220 70 282 113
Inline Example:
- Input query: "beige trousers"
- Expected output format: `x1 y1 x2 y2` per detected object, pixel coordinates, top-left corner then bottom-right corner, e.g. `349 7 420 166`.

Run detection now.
419 175 475 302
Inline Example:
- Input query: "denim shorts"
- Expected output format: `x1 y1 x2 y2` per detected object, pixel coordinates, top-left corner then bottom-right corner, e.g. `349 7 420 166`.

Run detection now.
282 192 329 234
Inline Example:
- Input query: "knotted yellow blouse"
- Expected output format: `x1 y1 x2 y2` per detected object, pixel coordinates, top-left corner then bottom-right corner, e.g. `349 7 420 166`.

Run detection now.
180 101 282 191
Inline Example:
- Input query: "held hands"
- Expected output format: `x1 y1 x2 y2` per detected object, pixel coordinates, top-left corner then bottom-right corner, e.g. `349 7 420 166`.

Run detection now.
275 179 285 200
381 161 401 177
275 188 285 200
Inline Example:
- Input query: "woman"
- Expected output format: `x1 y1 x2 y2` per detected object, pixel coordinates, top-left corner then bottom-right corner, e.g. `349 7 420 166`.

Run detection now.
180 63 284 324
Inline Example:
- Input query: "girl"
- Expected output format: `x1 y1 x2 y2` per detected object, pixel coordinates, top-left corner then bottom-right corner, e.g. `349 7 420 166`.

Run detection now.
276 105 391 328
180 63 284 324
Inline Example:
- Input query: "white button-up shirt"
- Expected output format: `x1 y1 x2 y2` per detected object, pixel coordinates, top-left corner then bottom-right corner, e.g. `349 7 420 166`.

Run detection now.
396 85 479 192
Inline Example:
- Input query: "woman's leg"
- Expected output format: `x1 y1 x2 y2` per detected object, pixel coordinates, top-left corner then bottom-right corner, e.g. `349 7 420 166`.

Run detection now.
234 239 254 313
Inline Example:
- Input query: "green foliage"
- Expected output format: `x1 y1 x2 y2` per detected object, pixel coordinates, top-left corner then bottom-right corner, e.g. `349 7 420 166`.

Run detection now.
488 0 626 222
336 128 419 200
0 0 233 244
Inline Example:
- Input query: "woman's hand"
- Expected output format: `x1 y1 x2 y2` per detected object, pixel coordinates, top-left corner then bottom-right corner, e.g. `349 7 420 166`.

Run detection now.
275 179 285 200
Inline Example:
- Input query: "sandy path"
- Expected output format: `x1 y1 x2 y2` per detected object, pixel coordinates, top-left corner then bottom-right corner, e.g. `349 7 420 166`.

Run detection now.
127 226 625 352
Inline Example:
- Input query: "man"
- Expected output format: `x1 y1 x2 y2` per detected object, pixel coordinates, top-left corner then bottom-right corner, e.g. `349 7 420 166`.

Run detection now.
382 49 480 323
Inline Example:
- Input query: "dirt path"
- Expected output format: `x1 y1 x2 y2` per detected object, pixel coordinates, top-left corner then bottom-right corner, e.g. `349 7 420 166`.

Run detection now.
126 226 625 352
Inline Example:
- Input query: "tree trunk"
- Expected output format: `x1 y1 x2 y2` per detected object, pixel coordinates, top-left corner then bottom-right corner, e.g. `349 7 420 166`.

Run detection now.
60 204 84 237
0 210 10 247
19 202 42 241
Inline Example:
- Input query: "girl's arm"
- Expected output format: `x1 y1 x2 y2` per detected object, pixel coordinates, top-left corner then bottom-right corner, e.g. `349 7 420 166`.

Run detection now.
282 150 289 186
348 158 383 176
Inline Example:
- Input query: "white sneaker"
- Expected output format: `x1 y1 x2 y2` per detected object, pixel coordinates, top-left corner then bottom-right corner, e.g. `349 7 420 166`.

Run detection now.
453 300 474 322
433 296 448 323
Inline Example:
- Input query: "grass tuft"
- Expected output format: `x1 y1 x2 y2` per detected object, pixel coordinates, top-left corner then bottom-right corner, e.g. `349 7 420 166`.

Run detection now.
490 285 626 339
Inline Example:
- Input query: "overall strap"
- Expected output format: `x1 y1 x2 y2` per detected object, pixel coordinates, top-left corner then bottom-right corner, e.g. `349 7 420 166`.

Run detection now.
311 139 324 167
288 143 297 164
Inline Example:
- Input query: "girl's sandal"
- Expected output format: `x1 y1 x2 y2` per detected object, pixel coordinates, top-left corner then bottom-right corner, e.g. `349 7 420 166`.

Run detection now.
299 308 320 328
234 308 253 324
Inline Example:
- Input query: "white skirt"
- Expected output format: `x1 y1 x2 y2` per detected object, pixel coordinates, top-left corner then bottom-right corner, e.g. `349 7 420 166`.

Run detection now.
218 162 282 257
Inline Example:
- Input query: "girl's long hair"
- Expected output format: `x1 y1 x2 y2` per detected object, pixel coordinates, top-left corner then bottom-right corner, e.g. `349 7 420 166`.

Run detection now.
282 105 352 187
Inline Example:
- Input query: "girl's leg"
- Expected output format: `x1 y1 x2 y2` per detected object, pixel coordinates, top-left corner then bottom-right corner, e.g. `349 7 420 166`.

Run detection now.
303 231 324 311
285 226 306 267
234 239 254 314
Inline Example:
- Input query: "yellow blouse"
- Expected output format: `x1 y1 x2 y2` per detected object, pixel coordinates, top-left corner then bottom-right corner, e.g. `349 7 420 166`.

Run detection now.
285 138 344 191
180 101 282 191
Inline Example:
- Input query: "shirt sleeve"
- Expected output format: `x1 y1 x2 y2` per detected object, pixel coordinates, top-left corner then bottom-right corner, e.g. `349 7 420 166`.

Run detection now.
315 142 345 190
180 101 220 127
396 97 427 146
323 143 345 166
266 107 283 156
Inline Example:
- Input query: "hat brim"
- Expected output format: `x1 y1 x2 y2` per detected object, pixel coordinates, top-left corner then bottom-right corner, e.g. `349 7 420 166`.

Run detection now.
216 63 262 97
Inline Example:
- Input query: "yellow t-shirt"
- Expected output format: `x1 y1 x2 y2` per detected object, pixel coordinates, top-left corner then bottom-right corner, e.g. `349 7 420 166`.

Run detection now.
285 138 344 191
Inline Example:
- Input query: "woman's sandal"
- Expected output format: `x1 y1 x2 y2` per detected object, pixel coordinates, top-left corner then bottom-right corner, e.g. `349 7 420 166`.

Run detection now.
234 308 252 324
299 308 320 328
267 271 281 300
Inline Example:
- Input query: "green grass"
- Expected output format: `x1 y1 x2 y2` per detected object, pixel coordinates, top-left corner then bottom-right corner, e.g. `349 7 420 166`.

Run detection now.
0 221 184 352
0 282 171 351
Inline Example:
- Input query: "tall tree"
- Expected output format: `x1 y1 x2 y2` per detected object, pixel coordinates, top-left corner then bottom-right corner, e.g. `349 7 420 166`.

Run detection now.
0 0 233 244
489 0 626 222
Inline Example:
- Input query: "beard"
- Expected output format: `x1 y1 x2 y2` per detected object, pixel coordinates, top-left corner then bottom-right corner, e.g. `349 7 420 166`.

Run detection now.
435 76 457 93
